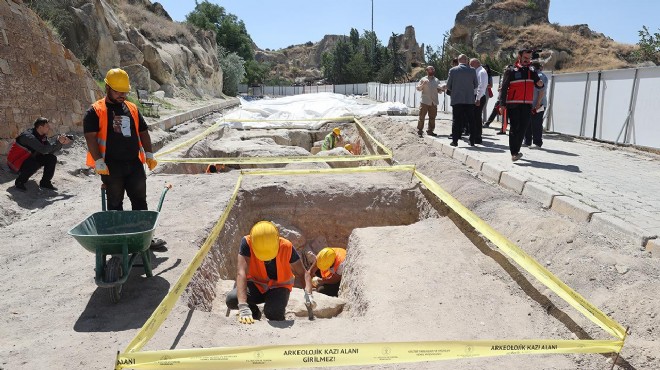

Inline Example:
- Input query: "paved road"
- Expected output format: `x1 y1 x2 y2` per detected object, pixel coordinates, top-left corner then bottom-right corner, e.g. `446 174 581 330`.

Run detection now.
395 112 659 253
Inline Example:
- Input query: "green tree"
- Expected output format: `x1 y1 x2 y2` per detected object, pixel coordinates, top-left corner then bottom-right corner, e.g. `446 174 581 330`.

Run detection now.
244 59 270 86
218 47 245 96
186 0 254 61
346 53 371 83
636 26 660 64
389 33 407 82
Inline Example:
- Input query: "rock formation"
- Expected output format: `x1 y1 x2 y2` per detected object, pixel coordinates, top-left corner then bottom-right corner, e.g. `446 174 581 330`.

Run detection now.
59 0 223 98
448 0 634 71
0 0 102 154
388 26 426 69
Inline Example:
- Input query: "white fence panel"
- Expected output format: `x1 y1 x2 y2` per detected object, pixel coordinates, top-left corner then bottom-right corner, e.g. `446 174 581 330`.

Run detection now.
596 69 637 142
631 67 660 147
548 73 589 136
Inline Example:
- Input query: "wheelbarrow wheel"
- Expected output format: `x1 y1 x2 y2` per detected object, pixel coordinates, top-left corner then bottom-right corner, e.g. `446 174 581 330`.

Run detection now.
105 256 123 303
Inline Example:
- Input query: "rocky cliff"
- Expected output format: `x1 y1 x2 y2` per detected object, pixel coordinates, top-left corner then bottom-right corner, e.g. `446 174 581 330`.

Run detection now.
0 0 225 154
0 0 102 154
448 0 637 71
60 0 223 98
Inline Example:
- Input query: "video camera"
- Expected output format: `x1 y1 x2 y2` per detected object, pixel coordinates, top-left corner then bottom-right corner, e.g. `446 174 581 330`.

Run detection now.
532 49 542 60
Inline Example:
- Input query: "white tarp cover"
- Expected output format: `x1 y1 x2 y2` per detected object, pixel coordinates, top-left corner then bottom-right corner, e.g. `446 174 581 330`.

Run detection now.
223 93 408 130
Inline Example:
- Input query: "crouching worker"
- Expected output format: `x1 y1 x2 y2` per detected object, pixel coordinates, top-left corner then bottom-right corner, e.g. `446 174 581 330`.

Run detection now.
226 221 315 324
8 117 72 191
309 247 346 297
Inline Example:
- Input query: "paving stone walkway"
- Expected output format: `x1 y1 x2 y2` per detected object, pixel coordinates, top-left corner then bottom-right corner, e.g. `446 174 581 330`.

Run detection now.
394 113 659 253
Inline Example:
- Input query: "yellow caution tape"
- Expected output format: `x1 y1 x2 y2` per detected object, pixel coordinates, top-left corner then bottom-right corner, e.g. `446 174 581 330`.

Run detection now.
156 154 390 165
117 167 627 370
122 175 244 355
155 121 224 158
220 116 354 123
414 170 627 340
154 116 395 166
354 117 393 157
240 165 416 177
116 339 623 369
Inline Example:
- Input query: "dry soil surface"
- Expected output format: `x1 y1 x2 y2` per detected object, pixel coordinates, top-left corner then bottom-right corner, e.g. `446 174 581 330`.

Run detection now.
0 108 658 370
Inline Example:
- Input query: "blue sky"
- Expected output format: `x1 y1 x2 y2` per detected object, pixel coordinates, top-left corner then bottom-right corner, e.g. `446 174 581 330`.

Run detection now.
155 0 659 50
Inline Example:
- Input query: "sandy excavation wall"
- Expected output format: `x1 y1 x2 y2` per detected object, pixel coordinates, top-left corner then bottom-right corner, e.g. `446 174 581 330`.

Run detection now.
0 0 102 155
184 173 437 311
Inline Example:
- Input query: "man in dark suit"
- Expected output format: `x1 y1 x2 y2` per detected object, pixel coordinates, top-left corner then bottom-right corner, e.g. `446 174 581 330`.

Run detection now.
446 54 478 147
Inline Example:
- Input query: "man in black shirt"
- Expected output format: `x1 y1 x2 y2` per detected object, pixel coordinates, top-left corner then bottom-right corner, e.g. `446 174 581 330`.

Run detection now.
83 68 157 210
9 117 72 191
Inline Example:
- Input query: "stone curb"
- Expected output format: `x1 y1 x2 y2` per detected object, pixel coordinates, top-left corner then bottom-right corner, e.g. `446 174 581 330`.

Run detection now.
550 196 601 223
522 181 561 209
590 213 658 247
499 172 528 194
481 162 505 184
147 99 239 131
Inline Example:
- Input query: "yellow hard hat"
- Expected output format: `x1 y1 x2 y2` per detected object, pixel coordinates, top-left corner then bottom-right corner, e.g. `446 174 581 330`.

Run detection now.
344 144 352 152
250 221 280 261
104 68 131 93
332 127 341 136
316 248 336 271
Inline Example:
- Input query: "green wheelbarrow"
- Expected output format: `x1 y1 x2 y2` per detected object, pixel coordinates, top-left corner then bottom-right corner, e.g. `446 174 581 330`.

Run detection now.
68 184 172 303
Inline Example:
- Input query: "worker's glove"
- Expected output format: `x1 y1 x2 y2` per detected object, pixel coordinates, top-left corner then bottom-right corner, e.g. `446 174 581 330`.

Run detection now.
312 276 322 288
237 303 254 325
95 158 109 175
145 152 158 171
304 291 317 309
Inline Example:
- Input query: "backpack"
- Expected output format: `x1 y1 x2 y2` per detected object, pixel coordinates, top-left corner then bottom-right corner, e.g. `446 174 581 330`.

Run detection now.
7 140 31 173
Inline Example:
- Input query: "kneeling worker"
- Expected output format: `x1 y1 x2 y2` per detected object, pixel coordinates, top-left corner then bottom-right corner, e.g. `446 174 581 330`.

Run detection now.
321 127 341 150
8 117 72 191
226 221 315 324
309 247 346 297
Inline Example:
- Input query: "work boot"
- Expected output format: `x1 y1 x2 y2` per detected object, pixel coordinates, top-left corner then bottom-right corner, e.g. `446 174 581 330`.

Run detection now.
39 181 57 191
14 181 27 192
483 121 491 128
426 131 438 137
496 131 506 135
417 131 423 138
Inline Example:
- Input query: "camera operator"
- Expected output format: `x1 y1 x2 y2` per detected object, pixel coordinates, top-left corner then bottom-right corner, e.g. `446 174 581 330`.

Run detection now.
497 48 545 161
7 117 72 191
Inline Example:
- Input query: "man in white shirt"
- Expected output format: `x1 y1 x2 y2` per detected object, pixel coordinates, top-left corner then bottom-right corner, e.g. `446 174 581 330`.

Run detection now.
416 66 446 138
470 58 489 146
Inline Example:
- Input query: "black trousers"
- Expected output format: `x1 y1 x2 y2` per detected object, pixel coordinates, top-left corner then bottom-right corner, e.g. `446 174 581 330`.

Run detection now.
507 105 532 155
226 281 291 321
525 109 544 146
101 159 147 211
471 95 486 143
16 153 56 185
451 104 475 143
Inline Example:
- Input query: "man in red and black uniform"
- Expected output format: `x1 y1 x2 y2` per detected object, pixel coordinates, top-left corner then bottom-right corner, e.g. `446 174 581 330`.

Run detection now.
498 49 545 161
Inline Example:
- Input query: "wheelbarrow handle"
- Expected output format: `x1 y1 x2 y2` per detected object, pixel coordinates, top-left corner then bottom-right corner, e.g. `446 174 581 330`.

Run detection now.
156 184 173 212
100 184 171 212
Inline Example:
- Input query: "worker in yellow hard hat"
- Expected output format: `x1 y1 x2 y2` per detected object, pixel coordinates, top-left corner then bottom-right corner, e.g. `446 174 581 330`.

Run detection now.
226 221 314 324
308 247 346 297
343 143 353 154
321 127 341 151
83 68 157 212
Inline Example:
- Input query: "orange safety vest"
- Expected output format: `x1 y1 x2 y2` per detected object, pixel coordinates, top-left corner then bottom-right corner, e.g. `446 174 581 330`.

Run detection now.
85 99 145 167
321 248 346 280
505 67 536 105
246 236 296 293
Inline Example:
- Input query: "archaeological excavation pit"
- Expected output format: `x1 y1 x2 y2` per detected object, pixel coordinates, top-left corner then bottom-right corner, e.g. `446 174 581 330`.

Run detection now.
184 172 446 315
157 120 386 174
